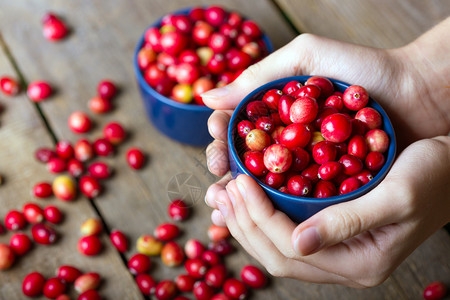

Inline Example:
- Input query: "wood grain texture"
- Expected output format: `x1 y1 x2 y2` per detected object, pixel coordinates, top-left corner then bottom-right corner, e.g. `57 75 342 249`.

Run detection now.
0 0 449 299
0 43 143 299
274 0 450 47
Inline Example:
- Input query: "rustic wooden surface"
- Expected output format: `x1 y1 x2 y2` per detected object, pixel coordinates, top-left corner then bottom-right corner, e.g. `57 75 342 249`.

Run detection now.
0 1 449 299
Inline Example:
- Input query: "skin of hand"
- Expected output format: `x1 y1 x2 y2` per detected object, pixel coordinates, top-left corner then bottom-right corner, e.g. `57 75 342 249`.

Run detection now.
201 17 450 287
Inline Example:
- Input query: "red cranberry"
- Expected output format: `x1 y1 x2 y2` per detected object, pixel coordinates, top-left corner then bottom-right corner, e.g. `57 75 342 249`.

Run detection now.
184 239 206 259
87 162 112 180
270 126 285 144
0 244 15 270
47 157 67 173
211 293 232 300
57 265 82 283
136 274 157 296
35 147 57 163
23 202 44 224
74 272 101 293
31 223 57 245
208 224 230 242
204 6 227 27
68 111 92 134
137 47 157 70
74 139 94 162
205 264 228 288
343 85 369 111
321 113 352 143
89 96 113 114
263 144 292 173
209 32 231 53
293 84 322 99
280 123 311 150
313 180 338 198
155 280 178 300
27 81 52 102
290 147 311 172
262 89 283 111
126 147 146 169
365 129 389 153
77 290 101 300
306 76 334 98
355 107 382 130
193 281 215 300
78 235 102 256
168 199 190 221
223 278 248 300
240 265 267 289
227 11 242 27
355 169 374 185
365 151 386 172
144 64 166 87
282 80 302 95
192 21 214 46
93 138 114 156
22 272 46 297
244 151 267 177
290 96 319 124
43 277 67 299
189 7 205 21
339 177 361 195
79 175 102 198
301 163 320 185
155 223 180 241
313 106 339 129
0 76 20 96
10 233 32 255
43 205 63 224
246 101 269 121
192 77 215 105
241 20 262 38
287 175 312 196
145 27 162 51
160 31 188 56
201 250 222 266
228 51 252 71
42 17 68 41
185 258 209 279
110 230 128 253
265 171 286 189
67 159 85 178
423 281 447 300
208 239 235 256
103 122 126 145
245 129 271 152
175 274 196 292
255 116 275 133
97 80 117 100
324 95 344 111
347 135 368 160
161 241 185 267
128 253 151 274
207 53 227 75
4 210 27 231
56 140 74 160
318 161 343 181
312 141 337 164
339 154 364 176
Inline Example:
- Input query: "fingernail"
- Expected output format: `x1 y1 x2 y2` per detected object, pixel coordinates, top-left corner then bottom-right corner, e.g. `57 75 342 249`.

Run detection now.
294 227 322 256
225 185 236 206
217 202 228 217
201 86 230 99
236 181 246 199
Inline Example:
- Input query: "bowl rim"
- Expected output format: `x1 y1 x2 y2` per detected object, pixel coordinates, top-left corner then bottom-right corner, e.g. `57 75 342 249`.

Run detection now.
133 6 274 112
228 75 397 205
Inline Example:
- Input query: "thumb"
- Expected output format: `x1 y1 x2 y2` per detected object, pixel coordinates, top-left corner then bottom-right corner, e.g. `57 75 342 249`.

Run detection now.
291 181 405 256
201 37 308 110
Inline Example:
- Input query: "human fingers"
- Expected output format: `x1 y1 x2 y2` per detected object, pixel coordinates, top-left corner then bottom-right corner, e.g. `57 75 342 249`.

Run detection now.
205 172 232 209
206 140 229 177
207 110 233 142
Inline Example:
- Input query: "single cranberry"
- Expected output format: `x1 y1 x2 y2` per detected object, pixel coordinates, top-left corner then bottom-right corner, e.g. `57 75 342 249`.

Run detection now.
280 123 311 150
0 76 20 96
204 6 227 27
208 239 235 256
278 95 295 125
74 139 94 162
10 233 32 255
192 77 215 105
242 41 261 58
89 96 113 114
293 84 322 99
347 135 368 160
74 272 101 293
246 101 269 121
185 258 209 279
168 199 190 221
78 235 102 256
154 223 180 241
228 50 252 71
244 151 267 177
47 157 67 173
339 177 361 195
270 126 285 144
240 265 267 289
144 64 166 87
171 83 193 103
290 96 319 124
103 122 126 145
77 290 101 300
68 111 92 134
255 116 275 134
136 273 157 296
43 277 67 299
79 175 102 198
245 129 271 152
365 151 386 172
42 18 68 41
22 272 46 297
313 180 338 198
321 113 352 143
35 147 57 163
339 154 364 176
57 265 82 283
208 32 231 53
318 161 343 181
343 85 369 111
423 281 447 300
365 129 389 153
136 234 163 256
241 20 262 38
282 80 302 95
110 230 128 253
93 138 114 157
126 147 146 170
52 175 77 201
128 253 152 274
207 53 227 75
263 144 292 173
161 241 185 267
355 107 382 130
207 224 230 242
144 27 162 52
184 239 206 259
223 278 248 300
313 106 339 129
32 183 53 201
205 264 228 288
211 293 232 300
192 21 214 46
306 76 334 98
235 33 253 48
0 244 15 270
27 81 52 102
312 141 337 164
97 80 117 100
189 7 205 21
175 274 196 292
262 89 283 111
179 49 201 64
137 48 157 70
31 223 57 245
301 163 320 185
155 77 176 97
154 280 178 300
160 31 188 56
354 169 374 185
175 63 200 85
227 11 242 27
287 175 312 196
56 140 74 160
80 218 103 236
324 95 344 111
23 203 44 224
87 162 112 180
193 281 215 300
265 171 286 189
4 210 27 231
201 250 222 266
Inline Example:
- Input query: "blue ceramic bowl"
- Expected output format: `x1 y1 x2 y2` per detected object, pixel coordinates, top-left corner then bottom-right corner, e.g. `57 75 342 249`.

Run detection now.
228 76 397 223
133 7 274 147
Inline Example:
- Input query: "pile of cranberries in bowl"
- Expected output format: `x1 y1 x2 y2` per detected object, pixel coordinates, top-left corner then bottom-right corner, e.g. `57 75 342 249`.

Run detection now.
230 76 396 203
136 5 271 105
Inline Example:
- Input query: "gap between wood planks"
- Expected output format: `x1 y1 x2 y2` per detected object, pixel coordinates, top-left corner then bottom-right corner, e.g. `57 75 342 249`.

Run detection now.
269 0 302 35
0 32 136 278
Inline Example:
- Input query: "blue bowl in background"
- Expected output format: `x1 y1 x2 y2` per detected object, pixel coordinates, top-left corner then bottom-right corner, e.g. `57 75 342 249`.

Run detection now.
228 75 397 223
133 7 274 147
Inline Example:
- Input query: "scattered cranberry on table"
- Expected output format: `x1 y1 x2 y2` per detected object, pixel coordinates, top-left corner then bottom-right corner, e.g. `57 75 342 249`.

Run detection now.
0 76 20 96
423 281 447 300
42 12 69 41
27 80 53 102
235 76 391 198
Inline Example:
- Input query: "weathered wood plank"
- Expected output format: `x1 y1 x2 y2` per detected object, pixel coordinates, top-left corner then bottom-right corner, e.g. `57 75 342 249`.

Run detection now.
0 38 143 299
274 0 450 47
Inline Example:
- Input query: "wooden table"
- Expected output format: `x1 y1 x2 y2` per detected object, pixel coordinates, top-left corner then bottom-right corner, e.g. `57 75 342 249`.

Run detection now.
0 1 449 299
